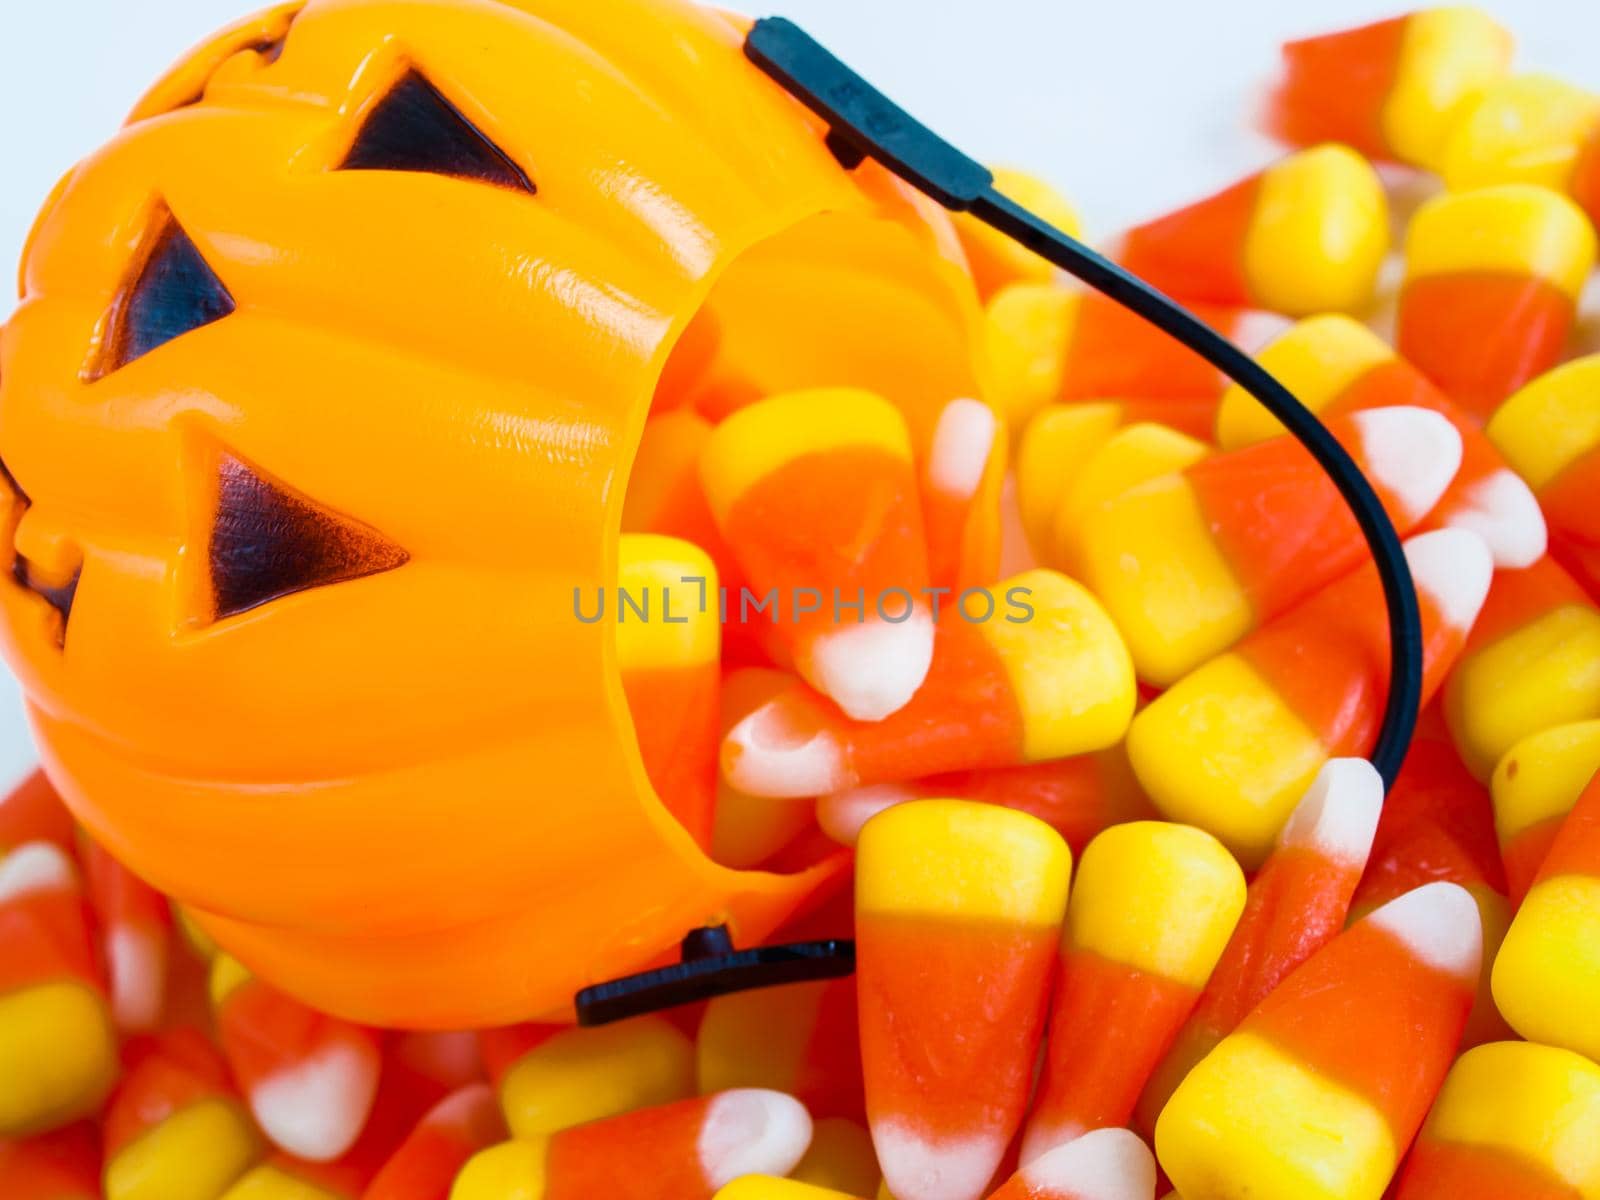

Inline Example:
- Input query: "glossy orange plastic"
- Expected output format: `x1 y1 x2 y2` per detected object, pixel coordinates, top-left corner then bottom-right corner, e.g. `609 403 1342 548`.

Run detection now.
0 0 986 1026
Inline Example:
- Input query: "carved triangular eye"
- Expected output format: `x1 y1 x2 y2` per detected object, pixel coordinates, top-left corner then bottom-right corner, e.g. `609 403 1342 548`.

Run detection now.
210 452 409 620
92 215 236 379
339 70 535 193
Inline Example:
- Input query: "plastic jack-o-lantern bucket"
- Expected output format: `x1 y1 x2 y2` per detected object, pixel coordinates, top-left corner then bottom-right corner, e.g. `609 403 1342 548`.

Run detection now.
0 0 988 1026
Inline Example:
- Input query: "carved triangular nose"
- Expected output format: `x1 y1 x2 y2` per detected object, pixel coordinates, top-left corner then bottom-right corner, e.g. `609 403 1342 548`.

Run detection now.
209 450 409 620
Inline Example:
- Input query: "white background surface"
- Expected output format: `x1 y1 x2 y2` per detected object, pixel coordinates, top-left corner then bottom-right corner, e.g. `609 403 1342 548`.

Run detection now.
0 0 1597 787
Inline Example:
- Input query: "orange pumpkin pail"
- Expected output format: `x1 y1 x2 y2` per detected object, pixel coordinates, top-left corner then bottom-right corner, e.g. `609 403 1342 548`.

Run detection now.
0 0 988 1026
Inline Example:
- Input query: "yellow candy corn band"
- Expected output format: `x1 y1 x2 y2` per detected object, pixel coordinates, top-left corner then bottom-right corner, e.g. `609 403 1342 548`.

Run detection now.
1156 1031 1396 1200
856 799 1072 925
1216 315 1391 449
717 1178 864 1200
0 980 118 1134
1492 721 1600 841
502 1017 693 1138
615 535 719 671
1244 144 1389 315
979 569 1138 762
1127 653 1327 866
107 1099 260 1200
1493 873 1600 1063
1425 1041 1600 1197
699 388 913 523
1487 355 1600 490
1405 185 1596 300
697 983 820 1098
1017 403 1123 556
220 1167 343 1200
1080 474 1250 688
1446 605 1600 779
209 952 252 1009
1052 424 1210 573
451 1139 552 1200
984 284 1080 429
1383 6 1514 170
1068 821 1246 989
792 1118 880 1197
1442 75 1600 191
957 166 1082 291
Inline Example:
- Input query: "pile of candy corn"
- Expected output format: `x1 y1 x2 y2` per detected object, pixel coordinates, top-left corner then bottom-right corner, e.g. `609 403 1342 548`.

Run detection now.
7 6 1600 1199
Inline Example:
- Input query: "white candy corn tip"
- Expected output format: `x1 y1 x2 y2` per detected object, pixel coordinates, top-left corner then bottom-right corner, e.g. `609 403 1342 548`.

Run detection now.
807 609 935 721
929 398 998 498
817 783 918 846
1366 881 1483 981
698 1089 813 1188
1232 310 1293 354
723 700 850 798
108 926 166 1032
1403 529 1493 633
1018 1118 1086 1170
0 840 76 903
873 1121 1006 1200
1351 407 1462 523
1276 757 1383 867
251 1038 381 1161
1020 1128 1157 1200
1445 468 1548 569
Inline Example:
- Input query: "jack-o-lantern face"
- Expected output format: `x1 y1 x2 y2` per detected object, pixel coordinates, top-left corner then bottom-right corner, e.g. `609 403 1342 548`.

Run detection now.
0 0 983 1026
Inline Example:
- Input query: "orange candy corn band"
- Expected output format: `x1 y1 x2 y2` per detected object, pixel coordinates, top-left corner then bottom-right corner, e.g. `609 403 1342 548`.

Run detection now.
1268 16 1409 158
1397 273 1575 420
1118 177 1260 307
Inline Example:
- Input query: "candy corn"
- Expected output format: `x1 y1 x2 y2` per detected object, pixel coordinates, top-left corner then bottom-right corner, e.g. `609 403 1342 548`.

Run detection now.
1116 145 1389 315
698 978 863 1122
717 1182 864 1200
1441 74 1600 194
1443 555 1600 780
817 745 1153 858
1022 822 1245 1163
1268 8 1513 168
364 1084 506 1200
211 952 382 1161
790 1117 881 1197
700 388 933 721
1156 882 1482 1200
480 1015 694 1139
1491 719 1600 902
450 1089 813 1200
1216 313 1547 568
922 396 1003 593
1128 529 1491 864
722 569 1135 798
0 1122 101 1200
1392 1040 1600 1199
1487 354 1600 598
953 167 1081 300
1047 423 1210 578
1135 759 1383 1133
856 801 1071 1200
1397 185 1595 419
984 282 1286 431
991 1129 1156 1200
617 534 721 849
1347 723 1512 1047
79 834 171 1033
1492 770 1600 1063
711 667 818 869
1078 407 1460 684
0 769 76 854
102 1029 260 1200
0 840 118 1135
